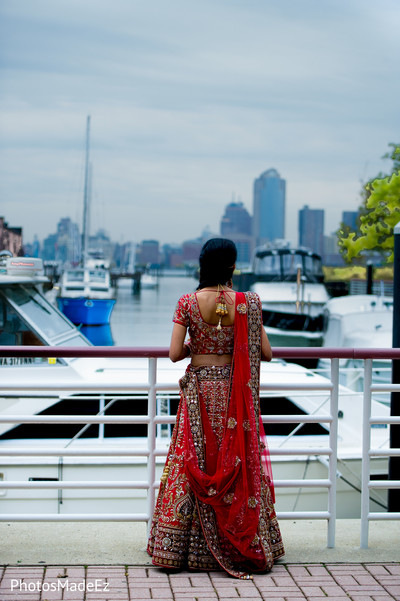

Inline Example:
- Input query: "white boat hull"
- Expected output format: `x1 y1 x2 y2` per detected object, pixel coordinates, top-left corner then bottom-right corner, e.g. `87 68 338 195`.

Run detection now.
0 451 387 518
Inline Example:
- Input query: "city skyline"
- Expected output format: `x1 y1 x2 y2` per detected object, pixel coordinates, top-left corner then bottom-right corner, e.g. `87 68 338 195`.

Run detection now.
1 1 399 246
19 197 344 265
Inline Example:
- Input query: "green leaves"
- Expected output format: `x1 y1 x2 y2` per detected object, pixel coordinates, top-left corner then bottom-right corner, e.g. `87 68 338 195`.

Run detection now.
338 144 400 264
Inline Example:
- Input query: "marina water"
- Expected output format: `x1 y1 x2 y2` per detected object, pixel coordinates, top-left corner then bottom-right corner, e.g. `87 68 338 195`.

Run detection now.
109 274 196 347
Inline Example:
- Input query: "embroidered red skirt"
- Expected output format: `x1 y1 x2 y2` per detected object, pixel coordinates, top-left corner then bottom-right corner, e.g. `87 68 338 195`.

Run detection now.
147 364 284 578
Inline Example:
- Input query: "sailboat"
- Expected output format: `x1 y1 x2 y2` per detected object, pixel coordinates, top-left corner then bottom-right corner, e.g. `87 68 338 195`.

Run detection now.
57 117 116 326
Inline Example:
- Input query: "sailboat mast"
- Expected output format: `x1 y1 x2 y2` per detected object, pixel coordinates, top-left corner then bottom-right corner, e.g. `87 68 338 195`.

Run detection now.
81 115 91 265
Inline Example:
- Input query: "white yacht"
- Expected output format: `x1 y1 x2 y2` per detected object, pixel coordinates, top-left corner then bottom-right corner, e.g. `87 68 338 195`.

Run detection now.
318 294 393 403
251 247 330 347
56 117 116 326
0 255 389 518
57 261 116 326
140 273 158 289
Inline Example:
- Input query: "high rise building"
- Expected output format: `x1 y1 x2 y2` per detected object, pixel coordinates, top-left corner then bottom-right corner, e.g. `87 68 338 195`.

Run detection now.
220 202 252 236
220 202 252 263
342 210 359 231
136 240 160 266
253 168 285 247
298 205 324 256
56 217 81 264
42 233 57 261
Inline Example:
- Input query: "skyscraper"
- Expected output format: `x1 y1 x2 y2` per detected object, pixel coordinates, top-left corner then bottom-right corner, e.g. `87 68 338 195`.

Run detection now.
56 217 81 264
253 168 285 247
220 202 252 236
298 205 324 256
342 210 359 231
220 202 252 263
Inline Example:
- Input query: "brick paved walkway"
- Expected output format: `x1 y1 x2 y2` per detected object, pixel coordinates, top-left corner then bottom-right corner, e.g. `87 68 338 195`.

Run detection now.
0 563 399 601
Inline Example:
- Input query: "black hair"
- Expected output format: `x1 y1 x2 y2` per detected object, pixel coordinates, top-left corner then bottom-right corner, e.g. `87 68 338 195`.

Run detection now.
197 238 237 290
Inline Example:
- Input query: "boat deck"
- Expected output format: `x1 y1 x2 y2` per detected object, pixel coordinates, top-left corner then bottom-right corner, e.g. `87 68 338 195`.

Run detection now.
1 520 399 599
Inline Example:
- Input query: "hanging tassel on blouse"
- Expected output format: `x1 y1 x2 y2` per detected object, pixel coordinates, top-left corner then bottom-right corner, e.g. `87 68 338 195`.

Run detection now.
215 284 228 330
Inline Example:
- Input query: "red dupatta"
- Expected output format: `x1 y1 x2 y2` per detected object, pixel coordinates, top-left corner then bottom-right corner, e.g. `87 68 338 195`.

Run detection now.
183 292 275 575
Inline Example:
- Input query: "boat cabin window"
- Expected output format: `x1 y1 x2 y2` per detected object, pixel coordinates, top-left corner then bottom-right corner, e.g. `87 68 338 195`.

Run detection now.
1 286 74 339
89 270 107 283
281 253 302 277
0 298 50 364
65 270 84 281
253 249 324 283
253 253 281 277
303 255 324 281
0 284 91 351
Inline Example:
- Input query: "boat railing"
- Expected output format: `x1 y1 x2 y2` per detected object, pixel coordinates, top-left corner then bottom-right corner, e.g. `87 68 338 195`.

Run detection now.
0 346 399 551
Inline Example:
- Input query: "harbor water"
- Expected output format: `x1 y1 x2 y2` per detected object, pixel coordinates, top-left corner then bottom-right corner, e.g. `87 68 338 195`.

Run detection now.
109 274 196 347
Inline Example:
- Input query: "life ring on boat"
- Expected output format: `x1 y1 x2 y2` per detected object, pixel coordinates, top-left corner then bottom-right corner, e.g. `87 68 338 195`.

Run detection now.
84 300 94 307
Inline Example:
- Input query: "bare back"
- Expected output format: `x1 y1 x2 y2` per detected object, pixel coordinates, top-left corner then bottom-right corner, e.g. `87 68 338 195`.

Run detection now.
195 288 236 326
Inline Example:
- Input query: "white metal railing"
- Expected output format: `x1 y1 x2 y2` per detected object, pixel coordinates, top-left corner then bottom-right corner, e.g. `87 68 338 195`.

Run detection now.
361 358 400 547
0 346 399 550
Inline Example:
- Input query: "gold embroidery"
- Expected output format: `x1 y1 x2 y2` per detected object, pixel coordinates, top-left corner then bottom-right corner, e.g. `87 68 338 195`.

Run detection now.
248 496 258 508
223 493 234 504
243 420 251 431
160 461 171 484
237 303 247 314
208 487 217 496
227 417 237 429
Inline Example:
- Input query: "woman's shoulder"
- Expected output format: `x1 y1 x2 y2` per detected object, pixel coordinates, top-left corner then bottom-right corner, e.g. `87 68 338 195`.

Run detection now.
173 293 197 326
242 290 261 303
177 292 196 304
175 292 196 312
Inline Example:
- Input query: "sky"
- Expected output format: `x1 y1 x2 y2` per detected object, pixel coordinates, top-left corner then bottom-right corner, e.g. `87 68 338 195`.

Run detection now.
0 0 399 247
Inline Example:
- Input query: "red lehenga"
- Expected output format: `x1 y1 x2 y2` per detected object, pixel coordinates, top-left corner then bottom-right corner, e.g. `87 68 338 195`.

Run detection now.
147 291 284 579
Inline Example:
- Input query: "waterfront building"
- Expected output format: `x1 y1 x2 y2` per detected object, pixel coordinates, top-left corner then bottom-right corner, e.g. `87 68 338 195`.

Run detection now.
231 234 252 265
41 234 57 262
253 168 286 247
0 217 23 256
298 205 324 256
23 236 41 258
55 217 81 265
182 229 219 265
220 202 252 236
182 238 203 263
88 228 114 262
323 233 344 266
342 210 359 231
162 244 183 269
220 201 253 263
136 239 160 266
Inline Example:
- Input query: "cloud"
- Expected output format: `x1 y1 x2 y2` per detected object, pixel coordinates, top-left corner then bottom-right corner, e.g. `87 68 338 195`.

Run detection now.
0 0 399 246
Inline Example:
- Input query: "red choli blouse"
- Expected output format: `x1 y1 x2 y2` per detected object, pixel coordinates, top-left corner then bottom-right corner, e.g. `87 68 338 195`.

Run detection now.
173 293 234 355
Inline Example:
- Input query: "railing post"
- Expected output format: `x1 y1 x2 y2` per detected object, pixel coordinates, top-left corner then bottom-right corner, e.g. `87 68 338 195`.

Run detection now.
389 220 400 510
361 358 373 548
147 357 157 535
99 395 105 440
327 357 339 548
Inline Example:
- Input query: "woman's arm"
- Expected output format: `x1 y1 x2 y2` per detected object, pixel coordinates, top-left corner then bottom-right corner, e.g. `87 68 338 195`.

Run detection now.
261 325 272 361
169 323 190 362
